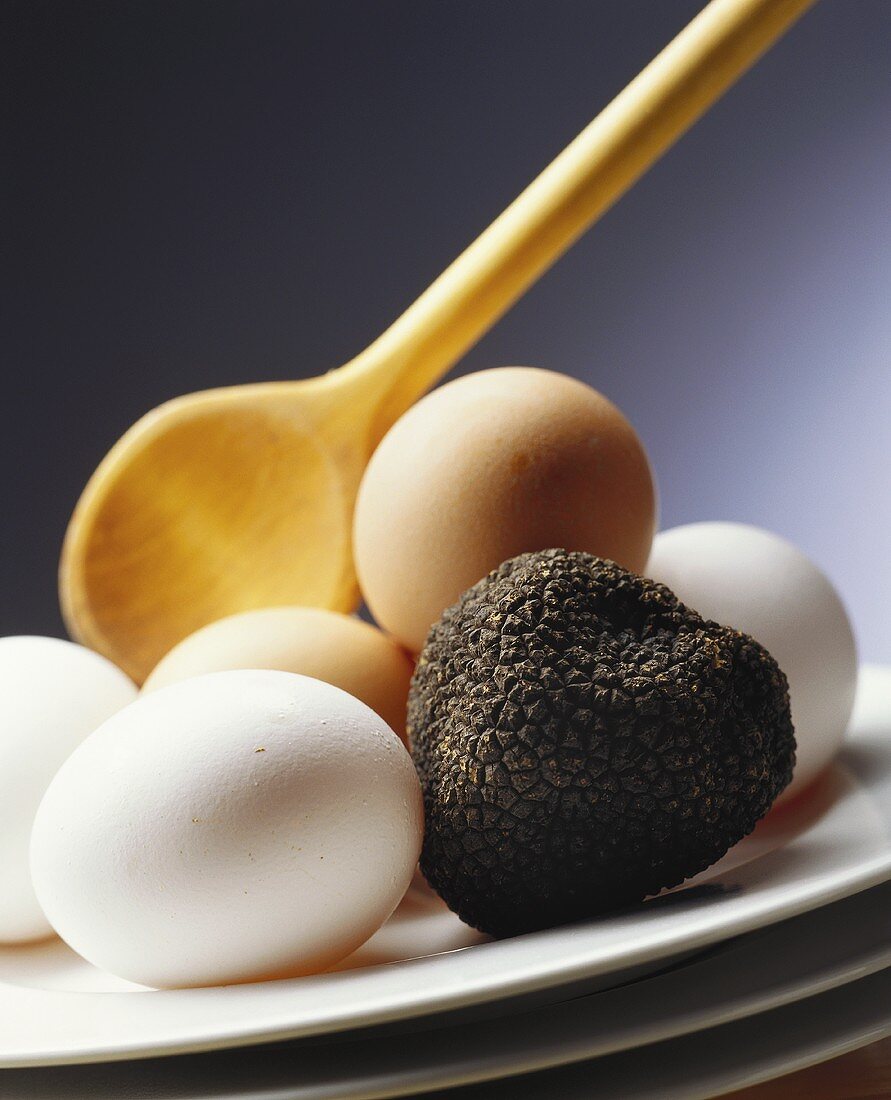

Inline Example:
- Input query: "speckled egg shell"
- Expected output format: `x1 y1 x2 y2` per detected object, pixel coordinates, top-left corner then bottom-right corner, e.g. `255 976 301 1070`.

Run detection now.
144 607 414 740
0 636 136 943
354 367 657 653
30 670 423 987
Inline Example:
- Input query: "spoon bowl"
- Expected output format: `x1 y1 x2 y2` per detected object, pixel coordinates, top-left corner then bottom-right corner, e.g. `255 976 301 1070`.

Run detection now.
61 378 370 680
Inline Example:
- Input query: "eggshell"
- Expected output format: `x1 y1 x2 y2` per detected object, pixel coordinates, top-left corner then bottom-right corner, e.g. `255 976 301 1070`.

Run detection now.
143 607 414 739
0 636 136 943
354 367 657 652
646 522 857 801
30 670 423 988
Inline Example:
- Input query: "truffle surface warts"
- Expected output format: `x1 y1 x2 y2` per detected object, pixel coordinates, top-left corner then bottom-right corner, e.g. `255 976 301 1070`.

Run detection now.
408 549 795 937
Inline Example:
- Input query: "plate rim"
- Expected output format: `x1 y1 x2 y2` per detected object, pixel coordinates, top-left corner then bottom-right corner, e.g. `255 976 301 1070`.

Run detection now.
1 879 890 1095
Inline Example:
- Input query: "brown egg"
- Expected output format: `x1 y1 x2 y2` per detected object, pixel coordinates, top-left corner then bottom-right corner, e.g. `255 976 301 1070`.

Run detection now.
143 607 414 740
354 367 657 652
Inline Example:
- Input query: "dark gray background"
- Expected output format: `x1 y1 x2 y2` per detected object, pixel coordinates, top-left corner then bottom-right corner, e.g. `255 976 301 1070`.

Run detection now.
3 0 889 661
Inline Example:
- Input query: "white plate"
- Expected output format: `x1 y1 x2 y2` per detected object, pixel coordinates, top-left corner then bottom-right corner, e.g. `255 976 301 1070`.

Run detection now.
437 966 891 1100
0 665 888 1068
1 876 889 1097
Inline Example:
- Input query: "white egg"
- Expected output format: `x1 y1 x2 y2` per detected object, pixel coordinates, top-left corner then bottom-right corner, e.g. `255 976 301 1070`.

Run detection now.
30 670 423 988
646 523 857 801
0 636 136 942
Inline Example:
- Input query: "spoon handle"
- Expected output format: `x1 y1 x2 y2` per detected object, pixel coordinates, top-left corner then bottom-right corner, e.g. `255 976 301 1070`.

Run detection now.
352 0 816 417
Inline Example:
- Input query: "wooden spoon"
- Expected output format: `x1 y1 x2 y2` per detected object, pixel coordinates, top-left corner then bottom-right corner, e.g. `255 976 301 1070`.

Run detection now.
61 0 816 682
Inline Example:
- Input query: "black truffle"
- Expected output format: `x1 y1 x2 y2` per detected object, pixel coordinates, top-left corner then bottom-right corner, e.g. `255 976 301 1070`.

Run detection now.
408 549 795 937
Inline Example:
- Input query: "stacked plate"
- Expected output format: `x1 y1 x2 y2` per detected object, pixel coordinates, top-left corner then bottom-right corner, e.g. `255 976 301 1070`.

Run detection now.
1 665 889 1099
